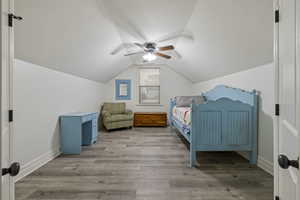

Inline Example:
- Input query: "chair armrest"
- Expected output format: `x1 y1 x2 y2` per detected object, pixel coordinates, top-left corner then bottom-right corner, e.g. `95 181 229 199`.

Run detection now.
102 110 111 118
124 109 133 115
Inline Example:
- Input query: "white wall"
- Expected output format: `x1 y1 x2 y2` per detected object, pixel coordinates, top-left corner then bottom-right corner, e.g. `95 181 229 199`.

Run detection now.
193 63 274 173
13 59 105 179
105 65 193 113
13 59 274 177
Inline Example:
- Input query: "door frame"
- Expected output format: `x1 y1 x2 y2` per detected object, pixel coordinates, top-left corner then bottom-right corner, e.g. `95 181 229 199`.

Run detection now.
297 0 300 198
273 0 300 199
273 0 279 198
1 0 15 199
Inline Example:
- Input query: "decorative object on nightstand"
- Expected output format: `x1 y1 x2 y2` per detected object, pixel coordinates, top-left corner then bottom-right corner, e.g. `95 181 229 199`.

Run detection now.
60 112 99 154
134 112 167 127
101 102 133 130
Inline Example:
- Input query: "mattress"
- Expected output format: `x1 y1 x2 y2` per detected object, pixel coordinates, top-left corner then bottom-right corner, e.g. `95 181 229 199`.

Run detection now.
172 106 191 126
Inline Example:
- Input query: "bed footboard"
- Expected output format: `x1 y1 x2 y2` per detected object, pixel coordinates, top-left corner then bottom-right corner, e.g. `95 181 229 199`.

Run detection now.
189 86 258 167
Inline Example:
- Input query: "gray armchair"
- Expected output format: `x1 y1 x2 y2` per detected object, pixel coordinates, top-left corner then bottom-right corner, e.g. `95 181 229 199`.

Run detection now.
101 102 133 130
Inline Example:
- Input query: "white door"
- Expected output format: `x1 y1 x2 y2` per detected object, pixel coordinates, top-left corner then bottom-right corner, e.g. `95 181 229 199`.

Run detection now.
1 0 17 199
276 0 300 199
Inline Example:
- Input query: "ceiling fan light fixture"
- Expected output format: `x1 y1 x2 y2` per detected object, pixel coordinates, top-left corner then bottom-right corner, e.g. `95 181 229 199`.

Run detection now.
143 53 157 62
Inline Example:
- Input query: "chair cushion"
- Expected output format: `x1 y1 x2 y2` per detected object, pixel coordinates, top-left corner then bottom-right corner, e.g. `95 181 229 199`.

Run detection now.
104 113 133 123
103 102 126 114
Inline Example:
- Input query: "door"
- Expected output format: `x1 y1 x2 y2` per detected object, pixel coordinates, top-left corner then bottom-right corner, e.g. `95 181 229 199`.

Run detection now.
276 0 300 199
1 0 12 199
1 0 19 199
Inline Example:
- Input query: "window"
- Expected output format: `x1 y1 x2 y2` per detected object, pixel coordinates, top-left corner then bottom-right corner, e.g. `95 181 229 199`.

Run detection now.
139 68 160 104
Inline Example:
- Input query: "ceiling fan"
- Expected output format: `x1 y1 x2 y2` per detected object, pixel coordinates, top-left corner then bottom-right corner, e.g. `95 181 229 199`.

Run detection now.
110 31 193 62
124 42 174 61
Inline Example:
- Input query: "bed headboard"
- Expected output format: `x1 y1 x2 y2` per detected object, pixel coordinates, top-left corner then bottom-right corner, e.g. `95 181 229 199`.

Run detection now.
203 85 257 106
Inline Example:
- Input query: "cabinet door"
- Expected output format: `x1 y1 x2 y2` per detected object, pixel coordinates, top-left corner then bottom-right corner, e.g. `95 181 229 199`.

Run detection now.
92 117 98 143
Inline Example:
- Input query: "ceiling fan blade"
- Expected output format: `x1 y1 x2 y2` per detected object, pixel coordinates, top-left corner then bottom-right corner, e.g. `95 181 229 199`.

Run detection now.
173 50 182 59
158 45 175 51
155 52 171 59
110 43 136 55
134 43 144 49
154 31 194 43
124 51 144 56
98 1 148 42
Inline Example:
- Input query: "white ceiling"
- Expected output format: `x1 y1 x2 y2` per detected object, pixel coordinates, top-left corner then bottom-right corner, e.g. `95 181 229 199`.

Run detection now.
169 0 274 82
15 0 273 83
15 0 132 82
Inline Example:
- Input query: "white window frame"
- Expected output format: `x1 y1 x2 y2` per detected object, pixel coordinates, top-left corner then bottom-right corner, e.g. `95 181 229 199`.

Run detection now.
138 67 160 105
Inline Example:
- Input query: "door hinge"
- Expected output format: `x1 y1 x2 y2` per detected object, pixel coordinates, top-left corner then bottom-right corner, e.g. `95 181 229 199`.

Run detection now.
275 10 279 23
8 13 23 27
275 104 280 116
275 196 279 200
9 110 13 122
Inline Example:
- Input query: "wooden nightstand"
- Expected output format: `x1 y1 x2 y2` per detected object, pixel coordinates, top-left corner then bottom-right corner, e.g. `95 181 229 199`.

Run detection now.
134 112 167 127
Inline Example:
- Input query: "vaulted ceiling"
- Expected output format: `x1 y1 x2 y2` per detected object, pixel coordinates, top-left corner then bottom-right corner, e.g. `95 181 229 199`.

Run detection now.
15 0 273 83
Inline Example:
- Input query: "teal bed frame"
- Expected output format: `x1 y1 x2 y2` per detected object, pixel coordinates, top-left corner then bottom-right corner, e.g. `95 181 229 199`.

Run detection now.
169 85 258 167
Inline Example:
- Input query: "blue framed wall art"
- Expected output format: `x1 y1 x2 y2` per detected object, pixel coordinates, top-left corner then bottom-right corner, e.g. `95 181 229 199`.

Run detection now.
115 79 131 100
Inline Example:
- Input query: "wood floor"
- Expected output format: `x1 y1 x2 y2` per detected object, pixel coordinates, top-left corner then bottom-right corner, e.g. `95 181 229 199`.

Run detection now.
16 127 273 200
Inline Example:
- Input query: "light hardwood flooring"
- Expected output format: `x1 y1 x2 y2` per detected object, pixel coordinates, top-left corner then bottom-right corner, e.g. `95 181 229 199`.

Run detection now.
16 127 273 200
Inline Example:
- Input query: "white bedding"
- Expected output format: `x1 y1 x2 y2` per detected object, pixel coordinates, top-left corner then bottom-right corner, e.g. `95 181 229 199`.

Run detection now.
172 106 191 125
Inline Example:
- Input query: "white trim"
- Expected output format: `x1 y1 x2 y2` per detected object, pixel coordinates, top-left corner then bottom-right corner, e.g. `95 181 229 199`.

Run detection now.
8 0 15 197
239 152 273 175
297 0 300 199
257 156 274 175
1 0 15 199
13 148 61 183
136 104 164 107
273 0 279 198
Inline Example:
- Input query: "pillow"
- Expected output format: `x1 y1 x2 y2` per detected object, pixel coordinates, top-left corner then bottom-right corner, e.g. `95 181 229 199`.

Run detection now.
175 96 206 107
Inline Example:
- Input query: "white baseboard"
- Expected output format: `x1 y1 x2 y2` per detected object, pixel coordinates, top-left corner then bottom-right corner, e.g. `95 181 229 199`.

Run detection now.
14 148 61 182
257 156 273 175
238 152 273 175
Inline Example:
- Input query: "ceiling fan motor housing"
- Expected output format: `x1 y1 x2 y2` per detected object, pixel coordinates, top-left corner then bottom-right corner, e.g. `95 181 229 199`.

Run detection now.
144 42 157 53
